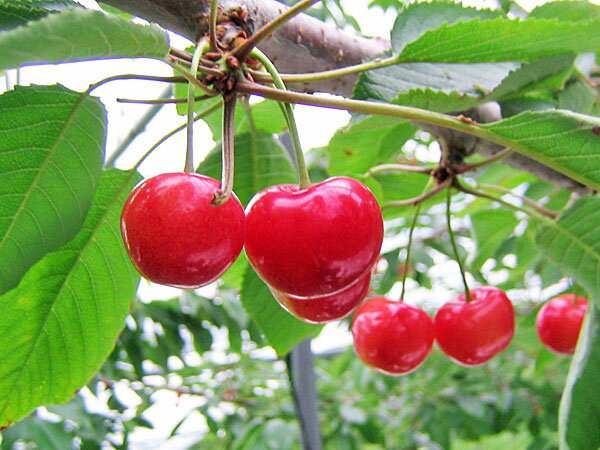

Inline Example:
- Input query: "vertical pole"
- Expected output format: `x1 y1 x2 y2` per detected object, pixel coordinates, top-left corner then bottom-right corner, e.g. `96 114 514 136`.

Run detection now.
286 339 323 450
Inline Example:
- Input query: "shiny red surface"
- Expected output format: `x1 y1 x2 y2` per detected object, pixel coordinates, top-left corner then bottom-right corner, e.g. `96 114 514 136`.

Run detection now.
271 271 371 324
244 177 383 298
536 294 588 355
120 173 245 289
434 286 515 366
351 297 434 375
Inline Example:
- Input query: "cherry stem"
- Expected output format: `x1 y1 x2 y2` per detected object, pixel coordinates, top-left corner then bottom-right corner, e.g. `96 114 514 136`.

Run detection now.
231 0 321 62
446 184 473 303
383 178 450 208
367 163 432 176
477 183 560 219
453 179 553 222
456 148 515 174
169 60 217 97
130 100 223 172
209 0 219 52
86 74 186 94
185 40 210 173
117 95 212 105
245 55 398 84
249 48 311 189
213 94 237 206
400 203 422 302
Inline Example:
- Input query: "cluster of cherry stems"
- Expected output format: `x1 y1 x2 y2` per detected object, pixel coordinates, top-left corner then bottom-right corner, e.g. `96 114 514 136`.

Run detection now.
119 170 587 375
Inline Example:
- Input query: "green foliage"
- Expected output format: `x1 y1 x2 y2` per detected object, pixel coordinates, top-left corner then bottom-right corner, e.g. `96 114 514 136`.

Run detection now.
0 7 169 71
560 302 600 450
0 168 141 428
241 267 321 357
2 0 600 447
0 85 105 294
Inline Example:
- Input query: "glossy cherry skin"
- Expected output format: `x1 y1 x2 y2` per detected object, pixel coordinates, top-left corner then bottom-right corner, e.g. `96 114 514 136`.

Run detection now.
536 294 588 355
120 173 245 289
434 286 515 366
351 297 434 375
244 177 383 298
271 271 371 324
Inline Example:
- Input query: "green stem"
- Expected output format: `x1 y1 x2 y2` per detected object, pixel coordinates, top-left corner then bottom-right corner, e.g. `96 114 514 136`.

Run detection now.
454 179 551 223
247 55 397 84
457 148 514 174
185 40 210 173
383 178 449 208
213 95 237 206
131 100 223 172
236 82 510 151
367 163 432 176
446 184 472 302
400 203 422 302
476 183 559 219
117 95 212 105
249 49 311 188
232 0 321 61
86 74 186 94
169 60 217 96
105 85 173 168
209 0 219 52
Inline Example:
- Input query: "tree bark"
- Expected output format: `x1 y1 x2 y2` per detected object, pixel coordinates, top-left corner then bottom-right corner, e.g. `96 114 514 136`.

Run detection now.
103 0 590 194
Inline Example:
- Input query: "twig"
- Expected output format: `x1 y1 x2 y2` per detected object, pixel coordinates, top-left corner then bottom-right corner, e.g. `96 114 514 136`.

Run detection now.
383 178 450 208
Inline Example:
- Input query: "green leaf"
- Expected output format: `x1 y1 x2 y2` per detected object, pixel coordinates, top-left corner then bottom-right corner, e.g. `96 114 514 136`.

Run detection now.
398 16 600 64
0 4 52 31
354 59 518 112
558 81 597 115
0 168 142 428
240 267 321 356
530 1 600 22
559 301 600 450
197 131 296 206
0 415 75 449
390 2 502 55
482 110 600 191
0 85 105 294
327 115 416 175
469 209 518 271
536 197 600 299
354 3 515 112
0 8 169 71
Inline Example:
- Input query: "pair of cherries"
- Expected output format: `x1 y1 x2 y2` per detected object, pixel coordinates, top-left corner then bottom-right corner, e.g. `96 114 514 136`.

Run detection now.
120 173 383 324
352 287 516 375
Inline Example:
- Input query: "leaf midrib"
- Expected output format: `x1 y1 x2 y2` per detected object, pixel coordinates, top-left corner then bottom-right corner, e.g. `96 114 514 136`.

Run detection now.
0 169 138 422
0 90 90 288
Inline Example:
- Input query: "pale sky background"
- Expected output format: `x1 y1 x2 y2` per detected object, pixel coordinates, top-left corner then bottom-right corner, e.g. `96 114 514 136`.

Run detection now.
1 0 594 448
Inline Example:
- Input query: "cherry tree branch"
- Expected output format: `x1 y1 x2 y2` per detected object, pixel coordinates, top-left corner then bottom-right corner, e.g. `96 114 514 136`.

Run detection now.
101 0 591 194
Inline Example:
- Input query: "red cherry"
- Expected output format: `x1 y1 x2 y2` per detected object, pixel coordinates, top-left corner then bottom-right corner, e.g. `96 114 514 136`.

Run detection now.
120 173 245 289
271 271 371 324
244 177 383 298
536 294 588 355
351 297 434 375
434 286 515 366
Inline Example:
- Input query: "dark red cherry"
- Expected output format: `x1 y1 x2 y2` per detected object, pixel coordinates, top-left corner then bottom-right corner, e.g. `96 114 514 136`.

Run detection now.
244 177 383 298
120 172 245 289
351 297 434 375
271 271 371 324
434 286 515 366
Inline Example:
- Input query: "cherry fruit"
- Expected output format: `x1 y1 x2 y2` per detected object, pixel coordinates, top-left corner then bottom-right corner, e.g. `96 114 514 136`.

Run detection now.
244 177 383 298
120 172 245 289
536 294 588 355
351 297 434 375
271 271 371 324
434 286 515 366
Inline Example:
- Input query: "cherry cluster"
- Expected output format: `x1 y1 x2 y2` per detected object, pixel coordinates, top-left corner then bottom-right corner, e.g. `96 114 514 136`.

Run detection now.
119 172 589 377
